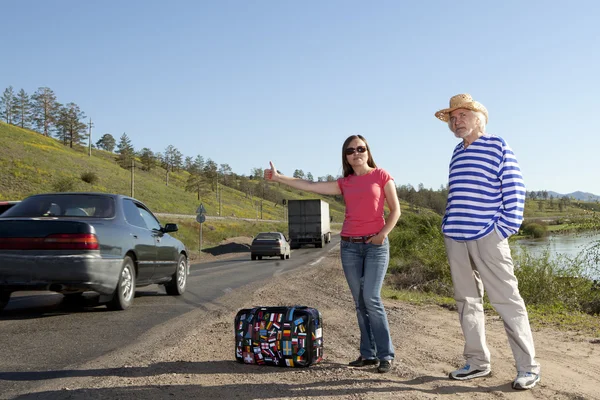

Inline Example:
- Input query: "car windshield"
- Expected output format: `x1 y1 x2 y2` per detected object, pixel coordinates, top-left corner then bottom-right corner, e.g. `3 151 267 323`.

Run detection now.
1 194 116 218
255 233 281 241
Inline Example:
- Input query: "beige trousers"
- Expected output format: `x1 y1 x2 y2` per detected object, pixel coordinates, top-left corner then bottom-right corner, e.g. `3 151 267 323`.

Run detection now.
444 231 540 374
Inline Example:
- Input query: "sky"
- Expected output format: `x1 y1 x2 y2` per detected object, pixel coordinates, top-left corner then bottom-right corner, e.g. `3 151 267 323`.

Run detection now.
2 0 599 196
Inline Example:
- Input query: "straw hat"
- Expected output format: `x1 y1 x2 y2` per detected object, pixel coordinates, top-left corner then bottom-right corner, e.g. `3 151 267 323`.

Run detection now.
435 93 488 123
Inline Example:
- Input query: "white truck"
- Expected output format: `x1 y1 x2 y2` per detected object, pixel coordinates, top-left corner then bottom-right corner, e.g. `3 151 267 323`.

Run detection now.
287 199 331 249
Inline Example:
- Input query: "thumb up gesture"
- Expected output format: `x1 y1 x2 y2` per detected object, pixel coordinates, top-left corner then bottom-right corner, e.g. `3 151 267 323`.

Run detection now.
264 161 279 181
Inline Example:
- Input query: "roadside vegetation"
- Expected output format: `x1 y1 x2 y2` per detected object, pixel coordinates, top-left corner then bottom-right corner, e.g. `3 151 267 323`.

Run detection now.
386 210 600 336
2 120 599 335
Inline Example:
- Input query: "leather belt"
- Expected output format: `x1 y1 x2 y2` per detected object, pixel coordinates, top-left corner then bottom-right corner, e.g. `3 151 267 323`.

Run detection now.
341 234 376 243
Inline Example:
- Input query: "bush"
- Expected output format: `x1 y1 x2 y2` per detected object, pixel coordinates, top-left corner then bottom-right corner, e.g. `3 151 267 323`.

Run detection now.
521 221 548 238
52 177 77 192
514 248 596 312
80 171 99 184
387 212 452 295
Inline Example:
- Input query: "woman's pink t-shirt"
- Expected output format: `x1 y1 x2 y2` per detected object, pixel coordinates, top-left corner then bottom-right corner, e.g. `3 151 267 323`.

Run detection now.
336 168 393 237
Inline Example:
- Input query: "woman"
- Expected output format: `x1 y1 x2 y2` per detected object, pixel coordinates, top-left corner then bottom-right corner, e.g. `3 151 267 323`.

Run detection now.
264 134 401 373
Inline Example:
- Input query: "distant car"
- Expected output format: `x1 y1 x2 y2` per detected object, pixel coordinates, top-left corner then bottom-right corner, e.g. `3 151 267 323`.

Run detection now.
250 232 291 260
0 192 189 312
0 201 20 216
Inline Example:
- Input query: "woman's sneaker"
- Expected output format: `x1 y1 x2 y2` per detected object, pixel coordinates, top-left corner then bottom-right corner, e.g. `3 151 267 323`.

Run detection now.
512 372 540 390
449 364 492 380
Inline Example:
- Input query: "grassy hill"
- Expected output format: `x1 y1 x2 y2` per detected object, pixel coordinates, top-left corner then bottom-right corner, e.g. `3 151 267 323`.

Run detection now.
0 121 349 254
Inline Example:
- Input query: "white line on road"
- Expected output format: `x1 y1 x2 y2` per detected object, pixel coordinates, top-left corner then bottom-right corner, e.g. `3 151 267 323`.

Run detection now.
309 257 324 266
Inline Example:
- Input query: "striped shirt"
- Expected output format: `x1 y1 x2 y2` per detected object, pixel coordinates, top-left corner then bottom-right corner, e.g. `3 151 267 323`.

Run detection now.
442 134 525 240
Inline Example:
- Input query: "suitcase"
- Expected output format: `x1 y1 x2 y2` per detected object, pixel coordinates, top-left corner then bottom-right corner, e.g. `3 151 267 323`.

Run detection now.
235 306 323 367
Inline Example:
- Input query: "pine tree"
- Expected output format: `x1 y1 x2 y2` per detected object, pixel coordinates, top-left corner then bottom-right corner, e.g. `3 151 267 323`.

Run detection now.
13 89 32 129
185 161 211 200
116 133 135 168
55 102 87 148
0 86 16 124
96 134 116 152
139 147 156 171
31 87 59 136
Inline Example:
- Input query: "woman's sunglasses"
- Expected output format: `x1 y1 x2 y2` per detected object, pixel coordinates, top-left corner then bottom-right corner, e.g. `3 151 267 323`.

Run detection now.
345 146 367 155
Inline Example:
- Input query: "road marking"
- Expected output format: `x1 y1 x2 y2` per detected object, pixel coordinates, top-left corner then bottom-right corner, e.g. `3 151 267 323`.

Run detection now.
273 268 285 277
310 257 324 266
223 287 233 294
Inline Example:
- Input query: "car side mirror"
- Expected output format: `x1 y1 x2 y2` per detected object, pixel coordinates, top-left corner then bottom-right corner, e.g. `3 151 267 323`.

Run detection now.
162 223 178 233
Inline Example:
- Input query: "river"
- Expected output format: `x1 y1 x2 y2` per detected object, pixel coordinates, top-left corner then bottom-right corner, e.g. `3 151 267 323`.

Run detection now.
513 231 600 278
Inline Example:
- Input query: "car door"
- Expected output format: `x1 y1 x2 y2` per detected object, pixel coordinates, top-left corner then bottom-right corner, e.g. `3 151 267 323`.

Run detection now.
138 207 178 281
122 199 157 284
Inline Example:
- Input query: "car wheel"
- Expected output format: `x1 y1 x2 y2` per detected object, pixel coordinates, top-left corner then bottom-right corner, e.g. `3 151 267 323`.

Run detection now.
258 256 262 260
165 254 187 296
251 254 256 260
107 256 136 311
0 291 11 312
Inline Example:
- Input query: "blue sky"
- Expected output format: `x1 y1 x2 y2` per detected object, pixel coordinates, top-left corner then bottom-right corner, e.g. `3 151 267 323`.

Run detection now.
2 0 599 195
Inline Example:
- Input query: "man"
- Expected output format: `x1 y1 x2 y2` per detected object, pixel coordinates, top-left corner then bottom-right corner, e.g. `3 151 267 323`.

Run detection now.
435 94 541 390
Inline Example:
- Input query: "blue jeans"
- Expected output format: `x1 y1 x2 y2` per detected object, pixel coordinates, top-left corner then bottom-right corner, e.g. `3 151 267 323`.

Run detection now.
340 237 394 360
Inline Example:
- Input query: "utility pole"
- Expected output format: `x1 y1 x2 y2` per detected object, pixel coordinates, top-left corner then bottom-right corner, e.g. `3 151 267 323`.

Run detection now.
217 177 222 216
130 159 135 197
260 182 265 219
88 118 94 157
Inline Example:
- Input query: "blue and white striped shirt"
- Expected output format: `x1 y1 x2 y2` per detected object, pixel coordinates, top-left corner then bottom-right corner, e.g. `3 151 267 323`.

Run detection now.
442 134 526 240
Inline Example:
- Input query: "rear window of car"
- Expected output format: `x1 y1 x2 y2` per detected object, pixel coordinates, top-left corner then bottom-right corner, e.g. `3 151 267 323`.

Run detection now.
255 233 281 240
1 195 115 218
0 202 19 216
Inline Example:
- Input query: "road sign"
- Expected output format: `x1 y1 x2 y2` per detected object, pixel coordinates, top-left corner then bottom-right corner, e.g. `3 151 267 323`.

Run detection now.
196 214 206 223
196 204 207 214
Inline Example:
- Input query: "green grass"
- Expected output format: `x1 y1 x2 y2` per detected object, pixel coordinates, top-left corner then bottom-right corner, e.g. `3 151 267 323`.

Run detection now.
527 305 600 336
0 121 345 231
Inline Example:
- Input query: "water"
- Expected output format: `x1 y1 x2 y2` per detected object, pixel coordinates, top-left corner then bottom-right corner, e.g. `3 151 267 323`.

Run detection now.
513 232 600 279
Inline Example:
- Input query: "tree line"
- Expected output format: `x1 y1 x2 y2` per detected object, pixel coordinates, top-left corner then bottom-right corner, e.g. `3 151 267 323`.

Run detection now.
1 86 88 147
0 84 524 216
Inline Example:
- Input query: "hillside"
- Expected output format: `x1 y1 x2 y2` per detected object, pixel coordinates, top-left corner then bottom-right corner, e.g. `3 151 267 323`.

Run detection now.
0 122 345 217
0 122 350 252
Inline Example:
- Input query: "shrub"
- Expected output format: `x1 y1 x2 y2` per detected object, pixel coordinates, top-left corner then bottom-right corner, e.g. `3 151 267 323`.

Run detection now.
80 171 99 185
387 212 453 295
521 221 548 238
52 177 77 192
514 248 596 312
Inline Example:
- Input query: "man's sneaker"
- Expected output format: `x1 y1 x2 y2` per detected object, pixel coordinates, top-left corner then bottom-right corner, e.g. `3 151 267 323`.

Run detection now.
377 359 393 373
512 372 540 390
449 364 492 380
348 356 379 367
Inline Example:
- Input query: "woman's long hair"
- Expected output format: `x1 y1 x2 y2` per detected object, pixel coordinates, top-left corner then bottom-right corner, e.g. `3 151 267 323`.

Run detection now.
341 134 377 177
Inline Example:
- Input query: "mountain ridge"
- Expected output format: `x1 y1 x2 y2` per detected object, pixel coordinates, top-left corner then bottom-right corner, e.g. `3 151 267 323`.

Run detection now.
545 191 600 201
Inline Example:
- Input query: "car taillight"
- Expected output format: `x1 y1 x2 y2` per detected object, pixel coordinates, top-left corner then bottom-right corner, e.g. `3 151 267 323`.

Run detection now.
0 233 99 250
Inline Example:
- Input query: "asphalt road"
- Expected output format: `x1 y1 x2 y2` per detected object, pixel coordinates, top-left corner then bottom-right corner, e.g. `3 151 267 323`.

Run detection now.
0 237 340 397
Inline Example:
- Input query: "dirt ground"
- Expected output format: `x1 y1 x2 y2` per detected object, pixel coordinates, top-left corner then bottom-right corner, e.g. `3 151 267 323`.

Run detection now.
13 242 600 400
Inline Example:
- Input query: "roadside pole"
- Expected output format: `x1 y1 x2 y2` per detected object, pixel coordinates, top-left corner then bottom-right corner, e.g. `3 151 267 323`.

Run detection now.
196 203 207 251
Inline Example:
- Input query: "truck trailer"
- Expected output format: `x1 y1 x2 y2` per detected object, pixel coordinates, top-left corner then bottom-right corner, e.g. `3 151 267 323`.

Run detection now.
287 199 331 249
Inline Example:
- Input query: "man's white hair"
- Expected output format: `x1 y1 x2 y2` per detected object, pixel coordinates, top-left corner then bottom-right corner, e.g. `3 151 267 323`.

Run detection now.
473 111 487 133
